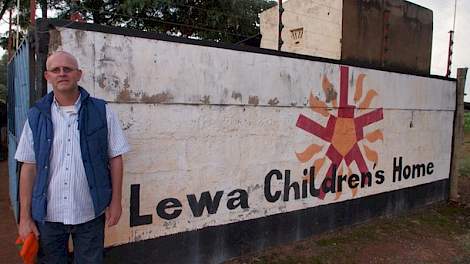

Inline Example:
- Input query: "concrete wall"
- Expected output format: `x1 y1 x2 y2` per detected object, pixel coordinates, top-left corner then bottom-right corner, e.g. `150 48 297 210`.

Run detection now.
260 0 342 59
48 25 454 262
341 0 433 74
260 0 432 74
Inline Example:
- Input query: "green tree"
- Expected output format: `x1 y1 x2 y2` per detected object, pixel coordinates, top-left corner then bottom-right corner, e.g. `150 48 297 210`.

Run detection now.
0 0 48 50
51 0 277 44
0 0 277 50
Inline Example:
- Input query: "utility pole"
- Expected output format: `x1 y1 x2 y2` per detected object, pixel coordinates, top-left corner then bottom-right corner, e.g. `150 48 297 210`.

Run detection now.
278 0 284 51
446 0 457 77
16 0 20 50
8 8 13 59
450 67 467 202
30 0 36 26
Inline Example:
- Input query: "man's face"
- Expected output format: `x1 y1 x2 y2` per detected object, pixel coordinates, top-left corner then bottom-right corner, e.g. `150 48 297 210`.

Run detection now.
44 53 82 92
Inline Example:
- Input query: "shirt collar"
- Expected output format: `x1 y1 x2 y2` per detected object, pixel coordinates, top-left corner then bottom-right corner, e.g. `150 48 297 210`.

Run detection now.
52 94 81 112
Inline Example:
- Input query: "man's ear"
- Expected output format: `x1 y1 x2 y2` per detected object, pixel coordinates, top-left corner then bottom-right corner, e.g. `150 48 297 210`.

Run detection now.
44 71 49 82
77 69 83 81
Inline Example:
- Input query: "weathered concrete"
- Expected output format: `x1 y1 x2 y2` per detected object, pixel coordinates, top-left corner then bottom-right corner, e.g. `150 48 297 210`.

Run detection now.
259 0 433 74
341 0 433 74
43 27 457 250
260 0 343 59
450 68 468 201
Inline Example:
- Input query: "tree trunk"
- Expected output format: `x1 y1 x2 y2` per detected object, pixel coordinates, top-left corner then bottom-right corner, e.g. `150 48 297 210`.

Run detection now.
40 0 47 18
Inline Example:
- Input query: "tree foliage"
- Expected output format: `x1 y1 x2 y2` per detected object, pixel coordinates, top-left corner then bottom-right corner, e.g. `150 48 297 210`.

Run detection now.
0 0 276 48
53 0 277 43
0 0 47 50
128 0 277 43
1 0 277 45
0 0 277 51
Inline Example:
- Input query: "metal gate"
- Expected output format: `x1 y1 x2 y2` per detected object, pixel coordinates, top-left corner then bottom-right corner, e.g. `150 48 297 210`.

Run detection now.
7 40 31 221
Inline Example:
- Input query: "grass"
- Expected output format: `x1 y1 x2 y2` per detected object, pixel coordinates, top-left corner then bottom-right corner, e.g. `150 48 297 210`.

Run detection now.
459 120 470 177
461 156 470 177
230 204 470 264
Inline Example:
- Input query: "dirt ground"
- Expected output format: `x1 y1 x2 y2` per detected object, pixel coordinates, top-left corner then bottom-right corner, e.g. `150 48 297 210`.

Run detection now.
225 132 470 264
0 160 22 264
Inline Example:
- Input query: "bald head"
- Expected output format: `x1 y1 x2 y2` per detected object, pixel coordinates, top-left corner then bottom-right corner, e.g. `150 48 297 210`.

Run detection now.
46 51 79 70
44 51 83 93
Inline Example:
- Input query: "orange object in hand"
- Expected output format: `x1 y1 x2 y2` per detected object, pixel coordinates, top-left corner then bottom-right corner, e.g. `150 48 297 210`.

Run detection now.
15 233 39 264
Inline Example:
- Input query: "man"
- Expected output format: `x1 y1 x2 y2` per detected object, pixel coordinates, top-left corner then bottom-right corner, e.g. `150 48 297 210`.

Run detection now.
15 51 130 263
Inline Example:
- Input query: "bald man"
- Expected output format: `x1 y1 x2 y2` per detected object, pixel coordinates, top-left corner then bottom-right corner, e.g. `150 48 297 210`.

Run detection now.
15 51 130 263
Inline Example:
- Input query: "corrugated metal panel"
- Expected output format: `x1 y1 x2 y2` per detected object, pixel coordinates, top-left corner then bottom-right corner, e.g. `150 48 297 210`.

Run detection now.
14 41 30 138
7 40 30 221
7 132 18 220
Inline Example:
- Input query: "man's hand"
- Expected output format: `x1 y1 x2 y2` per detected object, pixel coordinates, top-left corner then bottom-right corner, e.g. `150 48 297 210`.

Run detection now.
105 199 122 227
18 162 38 239
18 217 39 240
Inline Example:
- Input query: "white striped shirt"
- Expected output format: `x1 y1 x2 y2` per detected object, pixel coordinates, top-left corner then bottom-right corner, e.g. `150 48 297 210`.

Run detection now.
15 96 130 225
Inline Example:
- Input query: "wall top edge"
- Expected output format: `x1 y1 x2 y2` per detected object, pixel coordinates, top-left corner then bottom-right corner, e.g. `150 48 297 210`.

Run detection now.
34 18 455 83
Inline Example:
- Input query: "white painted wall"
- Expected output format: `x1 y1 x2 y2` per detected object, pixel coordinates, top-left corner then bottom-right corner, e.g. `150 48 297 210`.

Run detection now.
260 0 342 59
53 27 455 247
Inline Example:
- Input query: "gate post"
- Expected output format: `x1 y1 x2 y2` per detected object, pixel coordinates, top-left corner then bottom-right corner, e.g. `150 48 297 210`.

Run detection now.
450 67 467 202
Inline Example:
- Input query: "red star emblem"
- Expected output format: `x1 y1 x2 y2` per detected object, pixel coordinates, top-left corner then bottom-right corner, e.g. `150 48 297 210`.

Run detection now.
296 66 384 199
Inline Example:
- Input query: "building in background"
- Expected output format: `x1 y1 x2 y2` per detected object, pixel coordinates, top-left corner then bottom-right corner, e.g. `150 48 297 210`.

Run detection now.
260 0 433 74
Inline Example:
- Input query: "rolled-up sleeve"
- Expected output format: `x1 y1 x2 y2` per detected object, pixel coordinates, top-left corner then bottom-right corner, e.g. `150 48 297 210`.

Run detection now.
15 121 36 163
106 105 131 158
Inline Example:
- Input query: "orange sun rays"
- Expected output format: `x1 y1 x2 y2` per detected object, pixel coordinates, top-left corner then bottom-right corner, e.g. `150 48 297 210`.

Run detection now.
296 70 383 200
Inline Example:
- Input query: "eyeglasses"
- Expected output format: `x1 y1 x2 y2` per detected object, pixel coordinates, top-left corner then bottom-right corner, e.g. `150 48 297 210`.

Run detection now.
47 67 79 74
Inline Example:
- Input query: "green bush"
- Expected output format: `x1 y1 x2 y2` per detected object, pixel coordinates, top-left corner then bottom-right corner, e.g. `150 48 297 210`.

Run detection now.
465 112 470 133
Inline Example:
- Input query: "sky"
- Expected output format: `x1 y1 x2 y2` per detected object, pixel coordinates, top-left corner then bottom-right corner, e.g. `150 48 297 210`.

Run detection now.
0 0 468 101
409 0 470 102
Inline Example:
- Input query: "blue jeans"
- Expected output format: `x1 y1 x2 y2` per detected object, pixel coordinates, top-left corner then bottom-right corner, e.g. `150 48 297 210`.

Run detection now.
36 214 105 264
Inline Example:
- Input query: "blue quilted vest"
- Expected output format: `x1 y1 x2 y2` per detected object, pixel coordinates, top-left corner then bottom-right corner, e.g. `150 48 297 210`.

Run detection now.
27 87 111 222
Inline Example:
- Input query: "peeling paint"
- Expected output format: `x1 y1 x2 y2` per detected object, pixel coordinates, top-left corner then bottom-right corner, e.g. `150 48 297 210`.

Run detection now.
141 92 174 104
201 95 210 104
325 87 338 103
117 89 132 102
248 96 259 106
74 30 85 47
123 77 130 90
99 55 115 63
48 29 62 53
247 184 261 194
97 74 121 92
163 221 177 229
97 74 106 89
268 97 280 106
231 91 242 102
280 71 292 82
122 121 134 130
100 42 107 53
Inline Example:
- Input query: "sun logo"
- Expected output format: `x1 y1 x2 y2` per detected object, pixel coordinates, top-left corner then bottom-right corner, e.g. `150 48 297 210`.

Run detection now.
295 66 384 200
